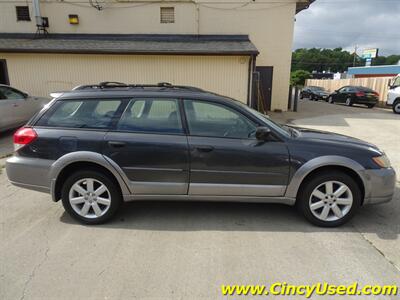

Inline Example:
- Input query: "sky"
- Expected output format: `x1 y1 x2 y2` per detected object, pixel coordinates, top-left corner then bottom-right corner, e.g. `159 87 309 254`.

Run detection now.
293 0 400 56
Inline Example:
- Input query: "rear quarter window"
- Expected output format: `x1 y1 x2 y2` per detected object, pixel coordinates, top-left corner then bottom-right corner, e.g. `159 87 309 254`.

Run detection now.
36 99 123 129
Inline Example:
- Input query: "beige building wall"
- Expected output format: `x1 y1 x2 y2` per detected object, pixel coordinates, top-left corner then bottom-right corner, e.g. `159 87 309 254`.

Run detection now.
0 53 250 102
0 0 302 110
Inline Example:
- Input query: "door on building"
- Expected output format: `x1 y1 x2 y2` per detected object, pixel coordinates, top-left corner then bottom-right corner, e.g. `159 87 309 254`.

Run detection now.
0 60 10 85
255 66 273 111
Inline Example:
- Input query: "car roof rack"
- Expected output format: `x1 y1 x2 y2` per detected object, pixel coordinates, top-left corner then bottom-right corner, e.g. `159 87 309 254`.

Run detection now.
72 81 204 92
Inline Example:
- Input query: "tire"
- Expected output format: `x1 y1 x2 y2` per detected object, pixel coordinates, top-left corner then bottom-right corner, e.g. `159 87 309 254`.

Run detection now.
309 95 313 101
328 96 334 104
61 170 122 225
345 97 353 106
393 100 400 114
296 171 362 227
299 93 303 99
367 104 375 109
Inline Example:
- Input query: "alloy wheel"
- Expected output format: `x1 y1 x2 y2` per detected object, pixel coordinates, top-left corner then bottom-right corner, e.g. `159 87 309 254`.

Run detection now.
309 181 353 222
328 97 334 103
346 98 352 106
68 178 111 219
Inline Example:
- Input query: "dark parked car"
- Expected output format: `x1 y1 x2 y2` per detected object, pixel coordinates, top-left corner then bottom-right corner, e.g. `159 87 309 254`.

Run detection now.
327 86 379 108
6 82 396 227
300 86 329 101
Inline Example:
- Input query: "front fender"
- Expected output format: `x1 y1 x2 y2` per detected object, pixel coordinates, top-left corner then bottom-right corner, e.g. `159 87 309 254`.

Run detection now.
285 155 369 199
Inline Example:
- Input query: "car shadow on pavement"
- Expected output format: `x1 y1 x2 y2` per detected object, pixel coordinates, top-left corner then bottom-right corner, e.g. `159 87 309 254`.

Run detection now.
59 187 399 240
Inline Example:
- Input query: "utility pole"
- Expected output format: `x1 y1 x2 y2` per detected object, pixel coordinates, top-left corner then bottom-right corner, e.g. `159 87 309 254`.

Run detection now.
353 45 358 67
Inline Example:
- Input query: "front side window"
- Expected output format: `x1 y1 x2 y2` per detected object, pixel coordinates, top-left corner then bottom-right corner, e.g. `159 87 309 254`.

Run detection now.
117 98 183 134
184 100 256 139
37 99 122 129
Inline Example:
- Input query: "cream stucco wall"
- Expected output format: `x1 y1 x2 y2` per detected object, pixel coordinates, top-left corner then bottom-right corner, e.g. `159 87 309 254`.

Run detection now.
0 0 303 110
0 53 250 102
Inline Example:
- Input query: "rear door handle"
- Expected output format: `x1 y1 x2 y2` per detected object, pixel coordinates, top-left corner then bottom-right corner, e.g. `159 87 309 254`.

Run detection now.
108 141 126 148
195 145 214 152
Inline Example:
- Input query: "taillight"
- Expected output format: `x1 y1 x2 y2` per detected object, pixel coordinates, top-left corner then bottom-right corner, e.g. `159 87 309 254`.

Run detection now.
356 91 365 97
13 127 37 151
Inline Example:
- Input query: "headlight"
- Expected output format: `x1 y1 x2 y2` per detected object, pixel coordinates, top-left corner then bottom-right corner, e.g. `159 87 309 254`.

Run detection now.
372 154 391 168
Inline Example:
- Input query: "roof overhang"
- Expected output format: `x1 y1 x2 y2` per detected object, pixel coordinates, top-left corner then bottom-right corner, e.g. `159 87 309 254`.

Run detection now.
0 34 259 56
296 0 315 14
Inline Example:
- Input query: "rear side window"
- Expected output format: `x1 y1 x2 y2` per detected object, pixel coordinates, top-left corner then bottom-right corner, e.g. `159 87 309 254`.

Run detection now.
37 99 122 129
117 98 183 134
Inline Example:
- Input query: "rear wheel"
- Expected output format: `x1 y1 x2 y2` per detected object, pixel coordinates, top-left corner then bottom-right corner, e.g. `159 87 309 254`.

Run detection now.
393 100 400 114
61 170 122 224
345 97 353 106
367 104 375 109
297 171 362 227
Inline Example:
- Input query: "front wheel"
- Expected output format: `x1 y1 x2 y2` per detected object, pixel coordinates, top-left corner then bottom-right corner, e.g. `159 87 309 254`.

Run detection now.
61 170 122 224
367 104 375 109
345 97 353 106
328 96 334 104
393 100 400 114
297 171 361 227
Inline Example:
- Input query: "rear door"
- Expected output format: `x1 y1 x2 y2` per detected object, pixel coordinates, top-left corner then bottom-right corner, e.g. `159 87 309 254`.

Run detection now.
103 98 189 195
183 99 289 197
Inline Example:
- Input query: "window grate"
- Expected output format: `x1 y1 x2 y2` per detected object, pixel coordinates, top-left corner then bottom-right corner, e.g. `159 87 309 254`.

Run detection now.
160 7 175 23
16 6 31 21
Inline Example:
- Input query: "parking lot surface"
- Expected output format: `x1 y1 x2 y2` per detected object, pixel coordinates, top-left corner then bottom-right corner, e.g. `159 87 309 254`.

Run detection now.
0 100 399 300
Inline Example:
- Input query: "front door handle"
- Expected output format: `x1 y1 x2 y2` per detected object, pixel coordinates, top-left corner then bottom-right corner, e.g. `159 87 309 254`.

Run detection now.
108 141 126 148
195 145 214 152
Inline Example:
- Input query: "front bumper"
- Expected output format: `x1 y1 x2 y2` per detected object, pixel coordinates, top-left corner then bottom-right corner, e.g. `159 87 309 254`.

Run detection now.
362 167 396 205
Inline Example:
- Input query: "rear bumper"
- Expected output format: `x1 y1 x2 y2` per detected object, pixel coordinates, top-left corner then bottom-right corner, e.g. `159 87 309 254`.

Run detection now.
6 156 53 193
363 167 396 205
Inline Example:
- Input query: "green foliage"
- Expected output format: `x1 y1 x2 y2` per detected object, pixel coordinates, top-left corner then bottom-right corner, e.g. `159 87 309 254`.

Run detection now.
291 70 311 86
291 48 400 73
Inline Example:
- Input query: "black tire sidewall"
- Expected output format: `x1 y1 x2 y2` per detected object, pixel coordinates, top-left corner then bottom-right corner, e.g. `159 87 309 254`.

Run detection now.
393 100 400 114
297 171 362 227
61 170 122 225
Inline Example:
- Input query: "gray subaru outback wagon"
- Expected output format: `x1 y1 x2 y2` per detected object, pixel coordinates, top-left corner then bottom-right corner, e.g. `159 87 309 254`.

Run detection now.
6 82 396 227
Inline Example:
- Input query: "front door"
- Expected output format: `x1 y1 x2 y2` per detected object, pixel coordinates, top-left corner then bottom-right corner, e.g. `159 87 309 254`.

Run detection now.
103 98 189 195
183 100 289 197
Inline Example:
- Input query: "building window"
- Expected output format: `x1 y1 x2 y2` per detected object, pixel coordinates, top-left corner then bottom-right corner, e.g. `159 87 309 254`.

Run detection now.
160 7 174 23
16 6 31 21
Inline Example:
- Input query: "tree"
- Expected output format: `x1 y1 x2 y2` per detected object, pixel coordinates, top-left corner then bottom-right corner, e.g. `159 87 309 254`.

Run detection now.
291 70 311 86
291 48 400 73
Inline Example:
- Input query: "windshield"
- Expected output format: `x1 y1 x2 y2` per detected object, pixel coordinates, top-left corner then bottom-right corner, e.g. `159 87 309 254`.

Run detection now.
235 102 291 137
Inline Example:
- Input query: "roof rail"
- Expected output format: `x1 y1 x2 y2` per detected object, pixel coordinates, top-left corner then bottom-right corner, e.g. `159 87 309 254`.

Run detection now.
72 82 204 92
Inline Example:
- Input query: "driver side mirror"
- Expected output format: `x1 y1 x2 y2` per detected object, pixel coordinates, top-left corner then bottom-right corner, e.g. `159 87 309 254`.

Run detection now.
256 126 271 141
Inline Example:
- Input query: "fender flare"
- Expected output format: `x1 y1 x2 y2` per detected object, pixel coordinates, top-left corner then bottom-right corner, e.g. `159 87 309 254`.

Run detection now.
285 155 369 199
49 151 131 201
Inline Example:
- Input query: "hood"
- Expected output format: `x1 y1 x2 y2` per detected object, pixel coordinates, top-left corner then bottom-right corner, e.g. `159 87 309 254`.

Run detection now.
290 126 380 152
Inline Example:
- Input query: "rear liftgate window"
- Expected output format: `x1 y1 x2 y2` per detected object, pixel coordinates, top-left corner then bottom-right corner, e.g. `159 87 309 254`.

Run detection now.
36 99 123 129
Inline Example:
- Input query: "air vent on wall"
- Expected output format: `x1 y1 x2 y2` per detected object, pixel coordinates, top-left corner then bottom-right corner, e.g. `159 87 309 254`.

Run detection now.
16 6 31 21
160 7 175 24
